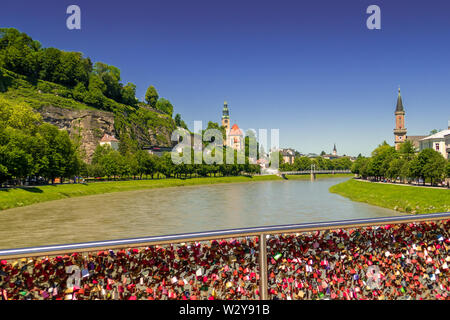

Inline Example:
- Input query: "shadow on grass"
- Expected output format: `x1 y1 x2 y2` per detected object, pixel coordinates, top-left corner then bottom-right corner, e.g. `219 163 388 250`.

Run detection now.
21 187 44 193
0 187 43 193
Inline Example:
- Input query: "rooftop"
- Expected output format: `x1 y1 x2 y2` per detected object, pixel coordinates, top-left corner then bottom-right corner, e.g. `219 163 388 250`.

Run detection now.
229 124 243 136
395 87 404 112
420 129 450 141
100 134 119 142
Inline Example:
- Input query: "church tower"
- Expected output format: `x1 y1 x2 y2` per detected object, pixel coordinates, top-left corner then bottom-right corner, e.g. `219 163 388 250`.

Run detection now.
394 87 407 150
332 144 337 156
221 101 230 132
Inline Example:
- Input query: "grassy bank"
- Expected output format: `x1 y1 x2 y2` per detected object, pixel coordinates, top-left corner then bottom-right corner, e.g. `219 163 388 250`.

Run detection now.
0 173 353 211
329 179 450 214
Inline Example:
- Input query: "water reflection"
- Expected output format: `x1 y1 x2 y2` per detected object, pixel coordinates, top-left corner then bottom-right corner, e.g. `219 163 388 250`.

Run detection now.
0 178 397 249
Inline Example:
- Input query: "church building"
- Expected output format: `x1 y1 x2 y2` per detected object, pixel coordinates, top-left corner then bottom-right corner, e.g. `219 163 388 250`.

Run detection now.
393 88 427 151
221 101 244 151
393 88 407 150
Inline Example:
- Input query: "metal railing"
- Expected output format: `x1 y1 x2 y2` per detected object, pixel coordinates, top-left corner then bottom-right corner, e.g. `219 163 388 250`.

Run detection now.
1 212 449 300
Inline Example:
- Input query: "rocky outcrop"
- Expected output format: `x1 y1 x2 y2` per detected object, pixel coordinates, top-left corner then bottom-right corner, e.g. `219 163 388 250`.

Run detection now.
37 105 177 162
38 106 116 162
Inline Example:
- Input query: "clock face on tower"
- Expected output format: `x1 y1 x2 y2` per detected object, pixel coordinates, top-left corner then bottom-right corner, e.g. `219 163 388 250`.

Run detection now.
224 119 228 124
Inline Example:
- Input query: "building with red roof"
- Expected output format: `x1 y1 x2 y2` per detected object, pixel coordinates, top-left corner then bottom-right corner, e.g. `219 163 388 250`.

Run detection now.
221 102 244 151
99 133 119 150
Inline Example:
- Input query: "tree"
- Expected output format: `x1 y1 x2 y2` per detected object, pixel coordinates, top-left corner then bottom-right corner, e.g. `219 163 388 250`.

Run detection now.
121 82 138 106
93 62 122 101
399 140 416 161
145 85 159 108
370 141 397 180
174 113 188 130
429 129 439 135
0 28 41 77
0 98 44 184
410 149 446 185
421 151 446 185
36 123 79 183
0 128 35 184
351 156 368 175
332 157 352 170
360 158 375 178
155 98 173 117
446 162 450 179
157 152 175 178
294 157 312 171
386 158 406 181
134 150 151 179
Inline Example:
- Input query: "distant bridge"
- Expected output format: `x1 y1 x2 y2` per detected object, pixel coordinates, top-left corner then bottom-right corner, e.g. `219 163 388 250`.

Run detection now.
280 170 352 175
279 169 352 180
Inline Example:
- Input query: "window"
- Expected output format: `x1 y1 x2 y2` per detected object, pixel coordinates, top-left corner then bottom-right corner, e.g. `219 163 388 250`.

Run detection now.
435 143 439 151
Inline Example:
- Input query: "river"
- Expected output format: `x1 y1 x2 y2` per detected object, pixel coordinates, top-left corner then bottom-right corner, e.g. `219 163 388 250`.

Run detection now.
0 177 398 249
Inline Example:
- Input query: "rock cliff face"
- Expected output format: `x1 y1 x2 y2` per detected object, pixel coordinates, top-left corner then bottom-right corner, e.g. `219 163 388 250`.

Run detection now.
38 106 176 162
38 106 116 162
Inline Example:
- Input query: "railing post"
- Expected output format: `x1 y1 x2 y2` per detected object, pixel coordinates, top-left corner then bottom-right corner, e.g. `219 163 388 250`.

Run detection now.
258 233 268 300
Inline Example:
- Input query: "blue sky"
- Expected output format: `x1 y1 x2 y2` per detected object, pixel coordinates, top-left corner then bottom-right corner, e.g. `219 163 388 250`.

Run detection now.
1 0 450 156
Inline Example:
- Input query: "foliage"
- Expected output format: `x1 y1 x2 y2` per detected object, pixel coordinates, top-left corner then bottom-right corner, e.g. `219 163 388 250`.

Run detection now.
351 141 449 185
0 98 81 184
174 113 188 130
145 85 159 108
155 98 173 117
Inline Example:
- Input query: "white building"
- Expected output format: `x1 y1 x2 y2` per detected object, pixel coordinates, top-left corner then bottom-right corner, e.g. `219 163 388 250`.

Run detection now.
99 134 119 150
280 148 296 165
419 127 450 159
445 132 450 160
227 124 244 151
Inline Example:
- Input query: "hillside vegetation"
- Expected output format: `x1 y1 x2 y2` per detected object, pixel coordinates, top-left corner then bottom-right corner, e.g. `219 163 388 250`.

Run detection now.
0 28 180 152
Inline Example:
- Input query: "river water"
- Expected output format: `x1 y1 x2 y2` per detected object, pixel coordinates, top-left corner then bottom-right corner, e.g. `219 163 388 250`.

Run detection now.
0 178 398 249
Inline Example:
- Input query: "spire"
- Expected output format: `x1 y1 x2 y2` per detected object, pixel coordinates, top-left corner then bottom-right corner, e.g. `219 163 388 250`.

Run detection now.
395 87 404 112
333 143 337 152
222 101 229 118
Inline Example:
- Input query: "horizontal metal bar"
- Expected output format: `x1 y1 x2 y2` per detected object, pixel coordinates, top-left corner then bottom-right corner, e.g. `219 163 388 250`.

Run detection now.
0 212 449 260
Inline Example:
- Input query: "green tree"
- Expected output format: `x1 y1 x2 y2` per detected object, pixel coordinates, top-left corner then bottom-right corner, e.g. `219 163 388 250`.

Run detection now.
0 28 41 77
93 62 122 101
370 141 397 180
410 149 446 185
294 157 312 171
386 158 406 181
174 113 188 129
155 98 174 117
121 82 138 106
351 156 368 175
399 140 416 161
36 123 79 183
446 162 450 179
145 85 159 108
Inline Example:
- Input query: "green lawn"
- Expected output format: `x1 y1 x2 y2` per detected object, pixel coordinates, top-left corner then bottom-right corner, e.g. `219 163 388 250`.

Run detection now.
0 174 353 211
329 179 450 214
